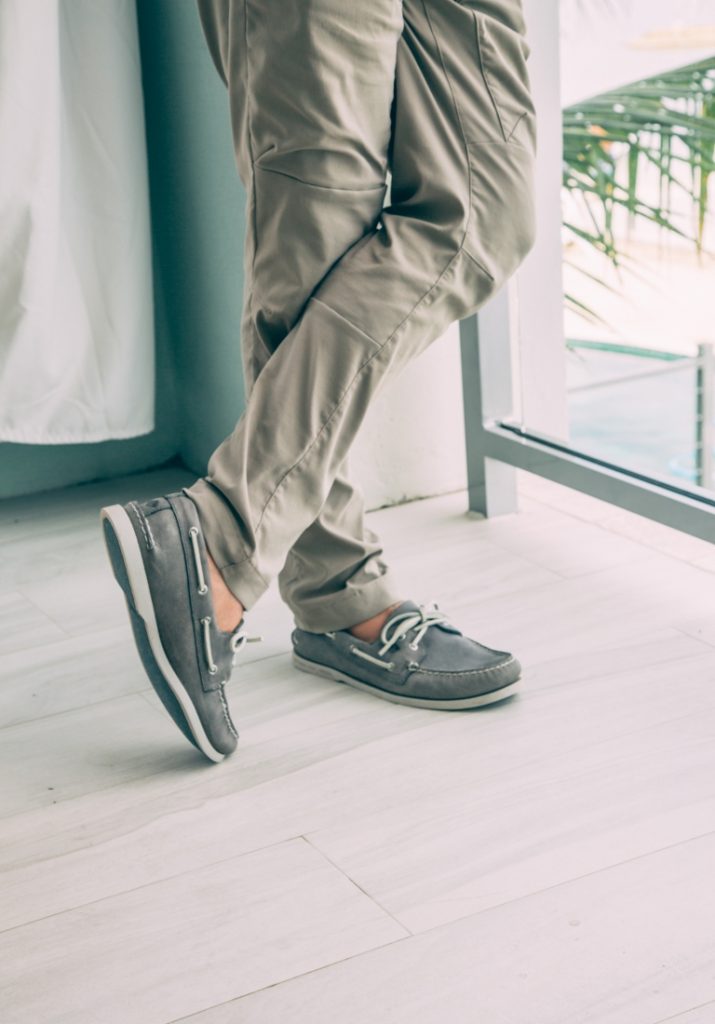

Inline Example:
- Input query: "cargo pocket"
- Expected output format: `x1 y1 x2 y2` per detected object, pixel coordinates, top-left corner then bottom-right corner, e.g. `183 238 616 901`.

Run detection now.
472 10 536 148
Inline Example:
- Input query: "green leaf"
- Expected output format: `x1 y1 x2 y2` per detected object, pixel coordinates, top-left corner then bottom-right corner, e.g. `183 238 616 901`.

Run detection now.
563 55 715 319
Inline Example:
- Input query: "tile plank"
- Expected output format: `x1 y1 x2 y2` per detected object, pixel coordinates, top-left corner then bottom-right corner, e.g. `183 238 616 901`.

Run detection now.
0 591 66 655
654 1007 715 1024
184 831 715 1024
3 649 715 932
0 837 405 1024
2 470 715 1024
307 690 715 933
0 626 145 729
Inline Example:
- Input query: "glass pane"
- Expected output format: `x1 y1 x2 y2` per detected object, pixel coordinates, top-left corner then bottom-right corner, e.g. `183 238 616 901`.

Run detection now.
515 0 715 492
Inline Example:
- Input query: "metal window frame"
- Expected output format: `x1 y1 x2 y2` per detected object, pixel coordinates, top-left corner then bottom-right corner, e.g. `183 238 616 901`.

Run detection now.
459 306 715 544
459 0 715 542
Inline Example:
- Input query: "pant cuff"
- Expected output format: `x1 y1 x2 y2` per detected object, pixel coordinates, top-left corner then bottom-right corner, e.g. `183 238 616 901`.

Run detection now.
182 480 268 611
287 568 404 633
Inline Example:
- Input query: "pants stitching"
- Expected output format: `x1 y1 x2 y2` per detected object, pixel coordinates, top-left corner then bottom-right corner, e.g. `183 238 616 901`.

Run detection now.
311 297 381 346
421 0 475 258
506 111 527 144
244 0 259 336
249 0 480 546
251 239 467 546
218 550 269 588
462 246 495 281
469 138 530 150
472 11 509 144
256 164 387 194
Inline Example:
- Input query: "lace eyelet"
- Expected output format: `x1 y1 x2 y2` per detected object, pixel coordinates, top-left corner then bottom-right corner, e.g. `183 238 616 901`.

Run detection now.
408 642 419 651
230 633 247 654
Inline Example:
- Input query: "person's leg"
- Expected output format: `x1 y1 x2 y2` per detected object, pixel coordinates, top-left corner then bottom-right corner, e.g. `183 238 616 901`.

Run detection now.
277 458 403 634
184 0 537 623
99 0 536 759
192 0 405 635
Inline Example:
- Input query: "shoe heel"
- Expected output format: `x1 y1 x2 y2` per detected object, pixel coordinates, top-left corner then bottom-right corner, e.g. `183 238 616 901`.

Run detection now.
100 507 138 612
100 503 227 763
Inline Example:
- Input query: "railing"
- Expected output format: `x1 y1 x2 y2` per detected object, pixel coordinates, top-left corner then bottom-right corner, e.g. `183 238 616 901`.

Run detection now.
459 300 715 543
566 339 715 490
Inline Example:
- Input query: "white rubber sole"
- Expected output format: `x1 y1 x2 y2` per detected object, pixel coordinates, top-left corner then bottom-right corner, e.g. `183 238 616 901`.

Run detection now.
100 503 226 763
292 651 520 709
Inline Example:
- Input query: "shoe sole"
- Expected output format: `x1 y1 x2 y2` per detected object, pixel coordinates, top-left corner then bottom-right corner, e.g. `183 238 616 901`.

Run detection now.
292 651 520 709
100 504 226 763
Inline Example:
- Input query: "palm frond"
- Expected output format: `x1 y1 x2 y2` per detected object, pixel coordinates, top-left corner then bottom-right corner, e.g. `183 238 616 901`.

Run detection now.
563 55 715 308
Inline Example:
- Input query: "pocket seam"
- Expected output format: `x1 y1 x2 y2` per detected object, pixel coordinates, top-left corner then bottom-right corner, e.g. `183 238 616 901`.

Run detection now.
473 12 509 144
507 110 528 144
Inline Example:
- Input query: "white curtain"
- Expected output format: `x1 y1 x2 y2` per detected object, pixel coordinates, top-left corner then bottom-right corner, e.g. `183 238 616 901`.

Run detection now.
0 0 154 444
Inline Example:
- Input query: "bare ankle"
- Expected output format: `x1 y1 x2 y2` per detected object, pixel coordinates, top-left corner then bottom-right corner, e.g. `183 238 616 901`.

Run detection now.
348 600 403 644
206 550 245 633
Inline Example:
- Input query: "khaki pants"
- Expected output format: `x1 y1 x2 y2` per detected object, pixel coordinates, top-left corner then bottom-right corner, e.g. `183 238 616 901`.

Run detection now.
184 0 537 632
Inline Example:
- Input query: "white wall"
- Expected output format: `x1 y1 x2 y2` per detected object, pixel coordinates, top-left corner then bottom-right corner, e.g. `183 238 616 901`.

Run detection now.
560 0 715 107
352 322 467 512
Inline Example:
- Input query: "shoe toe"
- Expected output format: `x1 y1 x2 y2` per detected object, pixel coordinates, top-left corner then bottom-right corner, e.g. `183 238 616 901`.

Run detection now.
407 634 521 700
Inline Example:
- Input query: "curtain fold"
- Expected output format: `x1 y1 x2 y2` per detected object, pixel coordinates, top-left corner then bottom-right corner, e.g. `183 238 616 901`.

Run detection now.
0 0 154 443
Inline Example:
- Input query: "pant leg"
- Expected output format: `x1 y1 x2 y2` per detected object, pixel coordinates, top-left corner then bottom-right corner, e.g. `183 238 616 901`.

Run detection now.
191 0 404 632
278 454 401 631
185 0 537 618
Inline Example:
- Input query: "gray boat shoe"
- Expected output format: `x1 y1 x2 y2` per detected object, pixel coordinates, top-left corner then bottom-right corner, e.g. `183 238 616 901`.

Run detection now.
292 600 521 709
100 491 259 762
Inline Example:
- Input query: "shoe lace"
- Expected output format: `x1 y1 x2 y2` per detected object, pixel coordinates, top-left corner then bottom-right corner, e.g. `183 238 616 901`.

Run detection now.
200 620 261 675
229 626 262 665
377 602 449 657
187 524 262 671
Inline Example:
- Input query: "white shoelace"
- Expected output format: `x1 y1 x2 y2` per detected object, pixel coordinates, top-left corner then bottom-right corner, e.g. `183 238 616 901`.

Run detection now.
229 627 261 664
348 602 449 671
377 602 448 656
201 619 260 674
188 524 262 672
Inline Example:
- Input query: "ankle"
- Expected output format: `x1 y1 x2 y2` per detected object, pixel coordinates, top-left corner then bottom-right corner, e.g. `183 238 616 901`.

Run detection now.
206 550 245 633
348 600 402 644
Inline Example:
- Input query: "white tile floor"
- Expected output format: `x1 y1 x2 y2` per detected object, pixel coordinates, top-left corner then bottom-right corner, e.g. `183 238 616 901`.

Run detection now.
1 467 715 1023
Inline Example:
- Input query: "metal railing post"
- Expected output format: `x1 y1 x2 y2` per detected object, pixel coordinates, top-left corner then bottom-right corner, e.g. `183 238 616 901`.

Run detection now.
696 341 714 491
